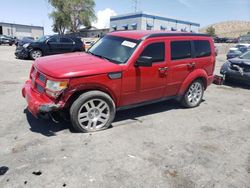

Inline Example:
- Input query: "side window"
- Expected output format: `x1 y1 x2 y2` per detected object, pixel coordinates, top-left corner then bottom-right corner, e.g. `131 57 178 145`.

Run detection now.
48 37 58 43
194 40 211 58
140 42 165 63
171 41 191 60
60 37 73 44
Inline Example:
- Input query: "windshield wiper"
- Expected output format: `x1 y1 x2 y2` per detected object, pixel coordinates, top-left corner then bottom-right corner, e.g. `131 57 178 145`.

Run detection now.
87 51 120 64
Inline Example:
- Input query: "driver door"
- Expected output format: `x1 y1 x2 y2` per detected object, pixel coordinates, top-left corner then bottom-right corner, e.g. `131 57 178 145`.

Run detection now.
46 37 61 55
121 40 168 106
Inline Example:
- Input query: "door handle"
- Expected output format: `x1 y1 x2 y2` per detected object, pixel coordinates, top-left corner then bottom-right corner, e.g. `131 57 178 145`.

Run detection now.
158 67 168 71
158 67 168 76
187 62 196 68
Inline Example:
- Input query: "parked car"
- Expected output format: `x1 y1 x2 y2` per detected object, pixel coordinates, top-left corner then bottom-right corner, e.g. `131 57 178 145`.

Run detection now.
0 35 15 46
226 48 242 59
214 37 228 43
22 31 215 132
15 37 34 46
238 34 250 44
15 35 85 60
84 40 95 50
226 38 238 43
235 43 250 53
221 51 250 84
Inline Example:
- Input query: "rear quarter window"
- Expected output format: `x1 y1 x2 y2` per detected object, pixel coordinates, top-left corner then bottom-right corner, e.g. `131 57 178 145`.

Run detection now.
194 40 211 58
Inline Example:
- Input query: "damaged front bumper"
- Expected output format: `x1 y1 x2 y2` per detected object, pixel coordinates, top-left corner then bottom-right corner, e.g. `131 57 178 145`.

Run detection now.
220 61 250 83
22 80 64 118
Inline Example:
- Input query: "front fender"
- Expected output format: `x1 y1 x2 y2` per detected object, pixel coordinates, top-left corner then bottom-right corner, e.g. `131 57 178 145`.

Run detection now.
61 83 119 108
178 69 209 96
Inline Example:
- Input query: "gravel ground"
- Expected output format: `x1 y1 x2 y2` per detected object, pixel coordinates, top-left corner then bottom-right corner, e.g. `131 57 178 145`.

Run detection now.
0 45 249 188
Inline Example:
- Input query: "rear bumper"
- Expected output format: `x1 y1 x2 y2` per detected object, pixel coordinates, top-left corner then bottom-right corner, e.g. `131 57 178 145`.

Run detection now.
22 80 63 117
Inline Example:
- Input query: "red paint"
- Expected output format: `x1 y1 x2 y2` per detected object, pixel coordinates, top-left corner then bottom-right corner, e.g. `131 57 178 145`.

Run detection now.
22 31 215 117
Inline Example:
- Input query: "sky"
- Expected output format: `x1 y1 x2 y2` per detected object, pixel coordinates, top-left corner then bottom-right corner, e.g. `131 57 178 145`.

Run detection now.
0 0 249 34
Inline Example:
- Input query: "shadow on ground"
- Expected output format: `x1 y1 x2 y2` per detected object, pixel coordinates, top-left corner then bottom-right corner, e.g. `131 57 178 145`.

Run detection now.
24 99 184 136
24 109 69 137
223 80 250 90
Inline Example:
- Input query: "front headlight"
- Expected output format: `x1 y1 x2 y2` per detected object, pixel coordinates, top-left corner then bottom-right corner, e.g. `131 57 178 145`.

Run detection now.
23 43 30 48
46 80 68 92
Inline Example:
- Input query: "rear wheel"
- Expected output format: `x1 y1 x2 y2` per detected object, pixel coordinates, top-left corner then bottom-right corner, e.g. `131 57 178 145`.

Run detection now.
181 79 204 108
70 91 116 133
30 49 42 60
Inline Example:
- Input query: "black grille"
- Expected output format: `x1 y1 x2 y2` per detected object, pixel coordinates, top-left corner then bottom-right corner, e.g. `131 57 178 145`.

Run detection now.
36 84 45 93
38 73 46 83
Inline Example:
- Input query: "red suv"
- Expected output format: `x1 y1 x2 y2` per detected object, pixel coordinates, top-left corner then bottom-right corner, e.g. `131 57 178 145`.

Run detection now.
22 31 215 132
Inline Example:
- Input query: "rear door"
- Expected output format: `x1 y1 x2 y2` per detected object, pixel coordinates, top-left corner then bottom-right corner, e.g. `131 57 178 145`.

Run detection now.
164 39 195 96
59 37 75 53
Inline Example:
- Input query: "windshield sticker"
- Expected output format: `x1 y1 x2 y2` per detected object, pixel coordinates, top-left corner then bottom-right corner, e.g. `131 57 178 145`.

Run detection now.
121 41 137 48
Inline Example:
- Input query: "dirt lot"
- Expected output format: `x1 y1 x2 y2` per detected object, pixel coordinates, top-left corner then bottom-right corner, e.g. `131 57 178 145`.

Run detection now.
0 45 250 188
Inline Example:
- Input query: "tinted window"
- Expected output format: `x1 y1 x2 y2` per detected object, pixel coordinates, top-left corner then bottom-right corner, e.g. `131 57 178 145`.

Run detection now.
194 40 211 58
48 37 59 43
60 37 73 44
171 41 191 60
140 42 165 62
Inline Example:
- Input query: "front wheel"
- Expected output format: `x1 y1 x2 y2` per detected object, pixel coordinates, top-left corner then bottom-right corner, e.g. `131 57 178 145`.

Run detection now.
30 49 42 60
70 91 116 133
181 79 204 108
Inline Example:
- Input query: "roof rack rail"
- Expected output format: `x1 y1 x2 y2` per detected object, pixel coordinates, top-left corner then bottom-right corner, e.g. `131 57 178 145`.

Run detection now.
141 33 210 40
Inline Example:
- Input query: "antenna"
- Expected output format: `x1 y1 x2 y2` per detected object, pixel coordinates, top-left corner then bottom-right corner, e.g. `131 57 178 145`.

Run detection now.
131 0 138 12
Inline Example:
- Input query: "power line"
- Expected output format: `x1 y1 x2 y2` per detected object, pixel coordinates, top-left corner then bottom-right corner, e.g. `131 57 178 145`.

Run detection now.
131 0 138 12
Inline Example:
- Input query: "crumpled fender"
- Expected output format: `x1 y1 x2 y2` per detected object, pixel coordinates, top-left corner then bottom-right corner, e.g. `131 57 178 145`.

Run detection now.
177 69 209 96
62 83 119 108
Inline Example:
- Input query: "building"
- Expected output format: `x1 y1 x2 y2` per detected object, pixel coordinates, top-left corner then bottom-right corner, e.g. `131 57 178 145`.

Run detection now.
0 22 44 39
78 27 110 38
110 12 200 33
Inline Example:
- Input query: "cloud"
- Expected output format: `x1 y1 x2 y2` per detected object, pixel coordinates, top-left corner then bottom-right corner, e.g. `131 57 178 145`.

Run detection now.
178 0 193 8
92 8 117 29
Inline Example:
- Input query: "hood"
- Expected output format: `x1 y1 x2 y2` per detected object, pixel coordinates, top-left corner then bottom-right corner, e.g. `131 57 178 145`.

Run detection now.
35 52 122 78
229 58 250 66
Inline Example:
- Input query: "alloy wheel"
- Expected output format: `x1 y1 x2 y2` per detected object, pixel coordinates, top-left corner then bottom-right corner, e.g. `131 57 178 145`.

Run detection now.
77 99 110 131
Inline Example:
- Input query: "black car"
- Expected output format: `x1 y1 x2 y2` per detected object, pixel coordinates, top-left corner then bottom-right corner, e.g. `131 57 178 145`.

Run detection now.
0 35 15 46
221 51 250 84
15 35 85 60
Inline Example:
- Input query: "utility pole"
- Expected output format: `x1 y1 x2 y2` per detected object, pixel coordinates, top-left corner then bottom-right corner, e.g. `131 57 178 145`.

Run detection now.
132 0 138 12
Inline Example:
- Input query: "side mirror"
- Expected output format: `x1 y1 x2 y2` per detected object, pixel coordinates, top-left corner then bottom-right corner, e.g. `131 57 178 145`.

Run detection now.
45 40 50 45
135 56 153 67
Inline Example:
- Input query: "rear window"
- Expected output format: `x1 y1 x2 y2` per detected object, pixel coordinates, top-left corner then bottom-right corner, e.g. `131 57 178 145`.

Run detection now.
171 41 191 60
194 40 211 58
140 42 165 62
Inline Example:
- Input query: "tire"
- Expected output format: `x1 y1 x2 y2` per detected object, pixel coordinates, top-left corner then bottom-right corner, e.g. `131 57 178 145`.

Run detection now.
30 49 42 60
70 91 116 133
181 79 204 108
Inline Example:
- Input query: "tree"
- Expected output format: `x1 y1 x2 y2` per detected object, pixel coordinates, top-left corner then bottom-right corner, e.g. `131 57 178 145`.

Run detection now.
48 0 96 34
50 11 70 35
206 26 216 37
247 31 250 35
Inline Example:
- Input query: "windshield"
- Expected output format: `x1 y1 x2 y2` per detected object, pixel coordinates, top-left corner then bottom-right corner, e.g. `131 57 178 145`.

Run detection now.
36 36 49 42
88 35 140 64
239 51 250 59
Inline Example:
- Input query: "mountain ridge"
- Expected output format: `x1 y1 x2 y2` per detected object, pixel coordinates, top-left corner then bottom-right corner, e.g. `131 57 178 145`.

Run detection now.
199 21 250 38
